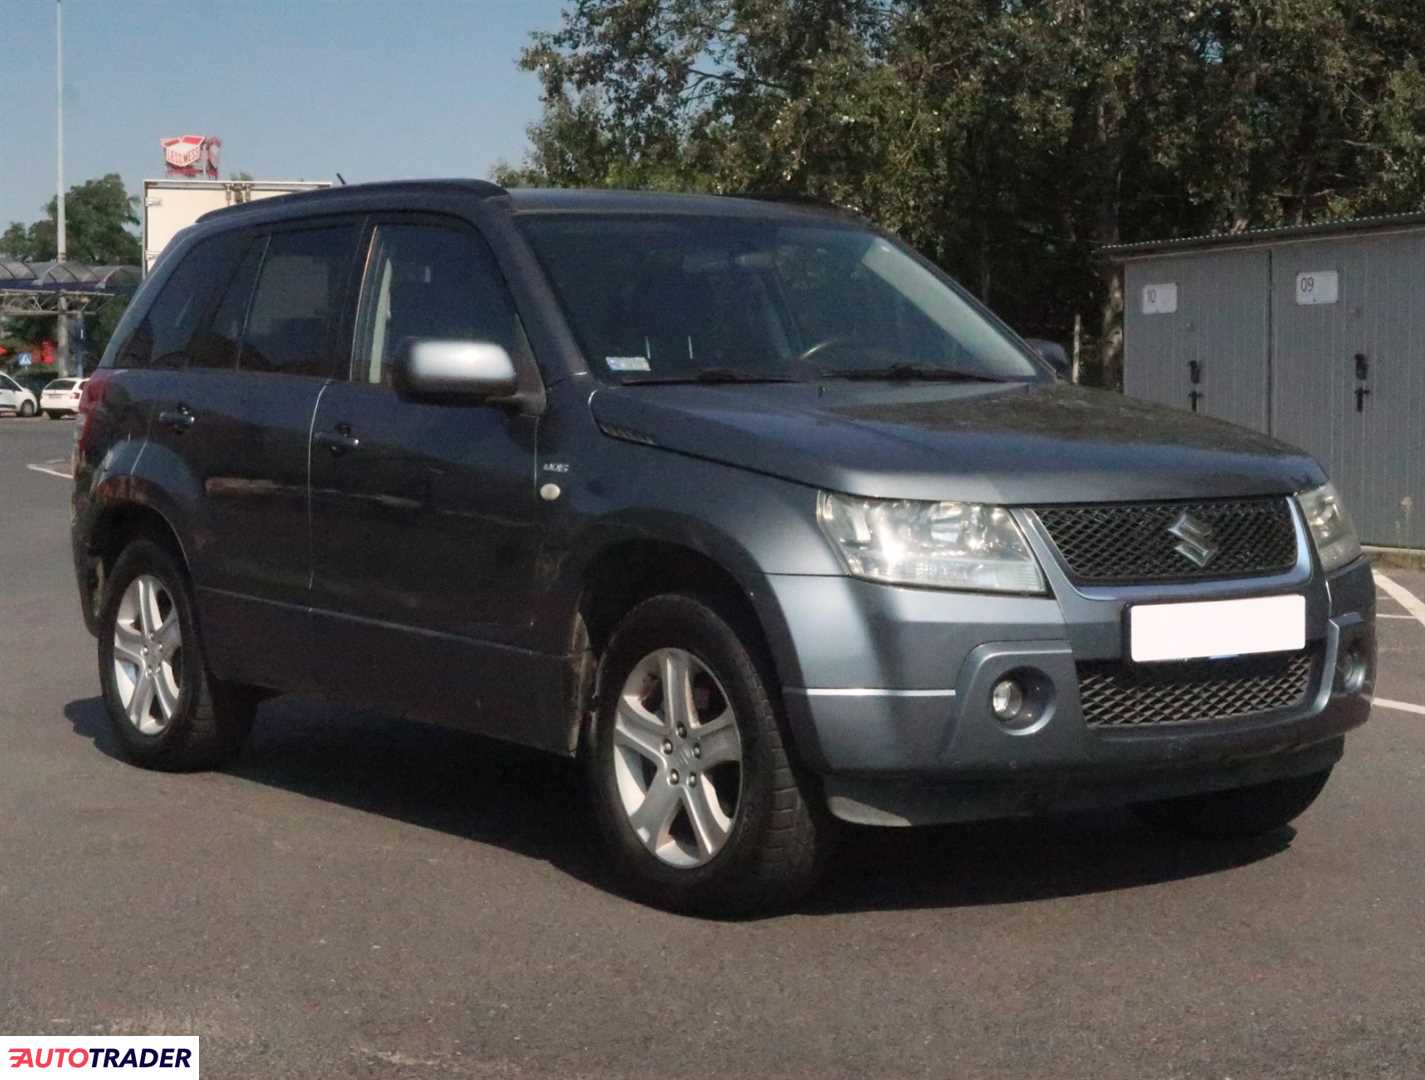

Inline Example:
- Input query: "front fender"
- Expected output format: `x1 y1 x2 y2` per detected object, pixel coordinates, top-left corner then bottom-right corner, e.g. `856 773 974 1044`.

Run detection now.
527 438 842 693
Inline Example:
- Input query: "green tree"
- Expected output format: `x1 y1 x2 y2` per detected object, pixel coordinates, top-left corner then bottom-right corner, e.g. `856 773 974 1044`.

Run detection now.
503 1 1425 386
0 174 141 367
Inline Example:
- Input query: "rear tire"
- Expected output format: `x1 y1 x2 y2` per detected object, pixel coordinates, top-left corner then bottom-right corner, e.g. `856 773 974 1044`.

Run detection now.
585 594 834 915
97 539 257 771
46 410 62 420
1132 768 1332 838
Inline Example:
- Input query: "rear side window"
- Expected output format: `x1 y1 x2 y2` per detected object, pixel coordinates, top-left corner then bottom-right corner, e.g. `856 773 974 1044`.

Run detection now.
118 231 246 370
239 226 357 378
189 239 265 370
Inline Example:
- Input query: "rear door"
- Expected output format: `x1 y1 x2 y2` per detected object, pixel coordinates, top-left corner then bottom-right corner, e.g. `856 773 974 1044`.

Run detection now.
144 219 361 690
307 216 543 725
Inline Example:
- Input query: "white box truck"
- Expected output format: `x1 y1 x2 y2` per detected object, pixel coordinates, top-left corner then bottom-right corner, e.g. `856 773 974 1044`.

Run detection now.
142 178 332 273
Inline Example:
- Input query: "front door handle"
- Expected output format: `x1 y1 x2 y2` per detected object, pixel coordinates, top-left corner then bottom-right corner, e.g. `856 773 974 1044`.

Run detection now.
158 405 195 433
314 424 361 455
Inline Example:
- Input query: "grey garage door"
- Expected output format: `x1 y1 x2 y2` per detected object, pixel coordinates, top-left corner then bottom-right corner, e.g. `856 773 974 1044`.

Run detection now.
1124 249 1270 432
1272 237 1425 548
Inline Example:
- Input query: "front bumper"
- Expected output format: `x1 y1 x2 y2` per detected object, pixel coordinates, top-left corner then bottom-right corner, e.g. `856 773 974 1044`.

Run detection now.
765 551 1375 827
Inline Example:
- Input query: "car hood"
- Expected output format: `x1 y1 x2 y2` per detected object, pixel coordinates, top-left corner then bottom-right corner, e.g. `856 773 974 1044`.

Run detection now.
589 380 1326 504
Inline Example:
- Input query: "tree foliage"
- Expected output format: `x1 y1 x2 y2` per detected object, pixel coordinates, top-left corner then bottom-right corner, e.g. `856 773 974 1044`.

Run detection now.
0 174 141 366
497 1 1425 384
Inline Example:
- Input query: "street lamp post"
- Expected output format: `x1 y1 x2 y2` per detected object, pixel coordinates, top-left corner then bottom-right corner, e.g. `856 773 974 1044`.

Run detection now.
55 0 69 377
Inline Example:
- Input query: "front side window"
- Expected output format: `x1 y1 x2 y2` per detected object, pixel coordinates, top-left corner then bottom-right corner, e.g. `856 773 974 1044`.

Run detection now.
0 375 20 392
353 222 522 386
239 225 357 378
518 214 1044 384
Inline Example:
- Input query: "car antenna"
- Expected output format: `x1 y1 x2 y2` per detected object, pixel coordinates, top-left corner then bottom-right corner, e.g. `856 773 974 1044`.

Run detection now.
335 172 347 186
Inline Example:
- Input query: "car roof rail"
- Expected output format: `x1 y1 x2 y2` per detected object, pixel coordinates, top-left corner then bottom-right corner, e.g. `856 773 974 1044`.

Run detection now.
197 178 509 223
733 191 864 218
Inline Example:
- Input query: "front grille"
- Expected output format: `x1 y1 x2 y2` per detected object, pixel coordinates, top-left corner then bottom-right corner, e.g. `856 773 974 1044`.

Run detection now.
1077 646 1319 729
1034 498 1298 583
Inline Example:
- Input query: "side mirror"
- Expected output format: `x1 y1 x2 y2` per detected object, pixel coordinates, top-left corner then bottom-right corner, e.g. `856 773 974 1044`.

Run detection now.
1025 338 1071 380
397 340 519 401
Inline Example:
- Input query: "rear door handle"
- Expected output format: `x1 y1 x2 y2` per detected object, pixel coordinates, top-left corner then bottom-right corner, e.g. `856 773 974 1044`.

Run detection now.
314 424 360 455
158 405 195 433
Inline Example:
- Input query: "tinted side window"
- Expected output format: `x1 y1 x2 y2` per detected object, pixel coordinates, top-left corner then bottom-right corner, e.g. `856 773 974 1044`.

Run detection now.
189 238 265 370
118 232 245 370
240 226 357 378
354 223 521 386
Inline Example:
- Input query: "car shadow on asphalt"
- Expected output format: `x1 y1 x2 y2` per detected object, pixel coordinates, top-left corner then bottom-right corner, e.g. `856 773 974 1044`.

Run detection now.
64 695 1294 919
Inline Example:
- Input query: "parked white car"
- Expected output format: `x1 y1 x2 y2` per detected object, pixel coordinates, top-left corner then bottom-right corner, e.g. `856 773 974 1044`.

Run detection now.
40 377 87 419
0 373 39 417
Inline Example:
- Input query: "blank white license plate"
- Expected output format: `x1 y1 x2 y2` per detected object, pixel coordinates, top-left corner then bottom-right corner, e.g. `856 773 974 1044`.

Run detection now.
1129 594 1305 663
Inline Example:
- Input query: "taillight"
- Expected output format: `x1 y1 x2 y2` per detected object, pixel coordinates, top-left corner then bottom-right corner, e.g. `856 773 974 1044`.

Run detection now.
75 370 115 462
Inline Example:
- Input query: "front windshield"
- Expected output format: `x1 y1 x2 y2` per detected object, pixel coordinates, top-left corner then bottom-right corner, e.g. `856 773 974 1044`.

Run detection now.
517 213 1044 384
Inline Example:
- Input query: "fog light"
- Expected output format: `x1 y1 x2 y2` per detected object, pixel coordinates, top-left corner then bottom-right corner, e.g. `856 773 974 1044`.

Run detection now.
990 678 1025 721
1339 648 1368 695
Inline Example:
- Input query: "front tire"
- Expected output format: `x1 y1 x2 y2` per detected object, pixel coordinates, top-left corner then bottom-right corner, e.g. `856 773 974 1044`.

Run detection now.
1132 768 1333 838
97 539 257 771
18 400 35 417
585 594 833 915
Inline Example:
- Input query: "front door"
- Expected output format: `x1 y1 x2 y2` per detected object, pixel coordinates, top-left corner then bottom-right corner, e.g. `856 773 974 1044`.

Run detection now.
307 217 543 728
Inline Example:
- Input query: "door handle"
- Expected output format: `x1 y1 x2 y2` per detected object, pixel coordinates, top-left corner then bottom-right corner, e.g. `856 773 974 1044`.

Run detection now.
158 405 195 433
314 424 360 455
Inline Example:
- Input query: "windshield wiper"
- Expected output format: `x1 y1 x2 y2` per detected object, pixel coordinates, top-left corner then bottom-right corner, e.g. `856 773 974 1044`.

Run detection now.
818 363 1007 383
618 366 803 386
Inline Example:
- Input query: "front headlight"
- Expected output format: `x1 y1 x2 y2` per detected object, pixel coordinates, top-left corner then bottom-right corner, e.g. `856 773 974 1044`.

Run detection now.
816 491 1046 592
1296 482 1362 573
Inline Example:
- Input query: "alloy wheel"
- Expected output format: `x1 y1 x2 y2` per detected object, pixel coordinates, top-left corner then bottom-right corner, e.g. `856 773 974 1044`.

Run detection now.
111 574 184 736
612 648 744 867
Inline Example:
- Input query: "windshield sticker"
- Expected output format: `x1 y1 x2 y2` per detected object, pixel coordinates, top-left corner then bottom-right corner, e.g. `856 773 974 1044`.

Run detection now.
606 356 651 372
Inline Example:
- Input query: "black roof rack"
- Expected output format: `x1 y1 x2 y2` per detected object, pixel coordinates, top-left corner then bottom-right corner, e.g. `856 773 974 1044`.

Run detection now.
736 191 862 216
197 178 507 222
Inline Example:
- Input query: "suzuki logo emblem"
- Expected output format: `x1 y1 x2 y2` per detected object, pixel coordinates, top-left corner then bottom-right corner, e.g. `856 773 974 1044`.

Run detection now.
1167 511 1219 568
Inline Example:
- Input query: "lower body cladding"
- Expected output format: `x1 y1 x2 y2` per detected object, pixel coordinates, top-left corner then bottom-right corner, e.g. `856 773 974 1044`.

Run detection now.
766 561 1376 827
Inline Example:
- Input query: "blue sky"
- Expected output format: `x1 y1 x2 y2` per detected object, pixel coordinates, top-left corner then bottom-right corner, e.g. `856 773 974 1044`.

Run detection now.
0 0 569 228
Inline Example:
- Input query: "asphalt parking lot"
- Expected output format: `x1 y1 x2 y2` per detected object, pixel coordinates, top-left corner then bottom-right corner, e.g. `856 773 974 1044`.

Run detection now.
2 416 1423 1080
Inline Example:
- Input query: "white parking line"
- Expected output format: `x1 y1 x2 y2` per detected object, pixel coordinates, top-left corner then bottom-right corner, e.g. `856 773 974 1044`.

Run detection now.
25 463 72 480
1375 572 1425 630
1378 614 1417 620
1374 698 1425 717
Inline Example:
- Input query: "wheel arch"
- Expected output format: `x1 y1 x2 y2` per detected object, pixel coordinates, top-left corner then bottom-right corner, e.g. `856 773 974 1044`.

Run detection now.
558 529 804 756
80 492 191 632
